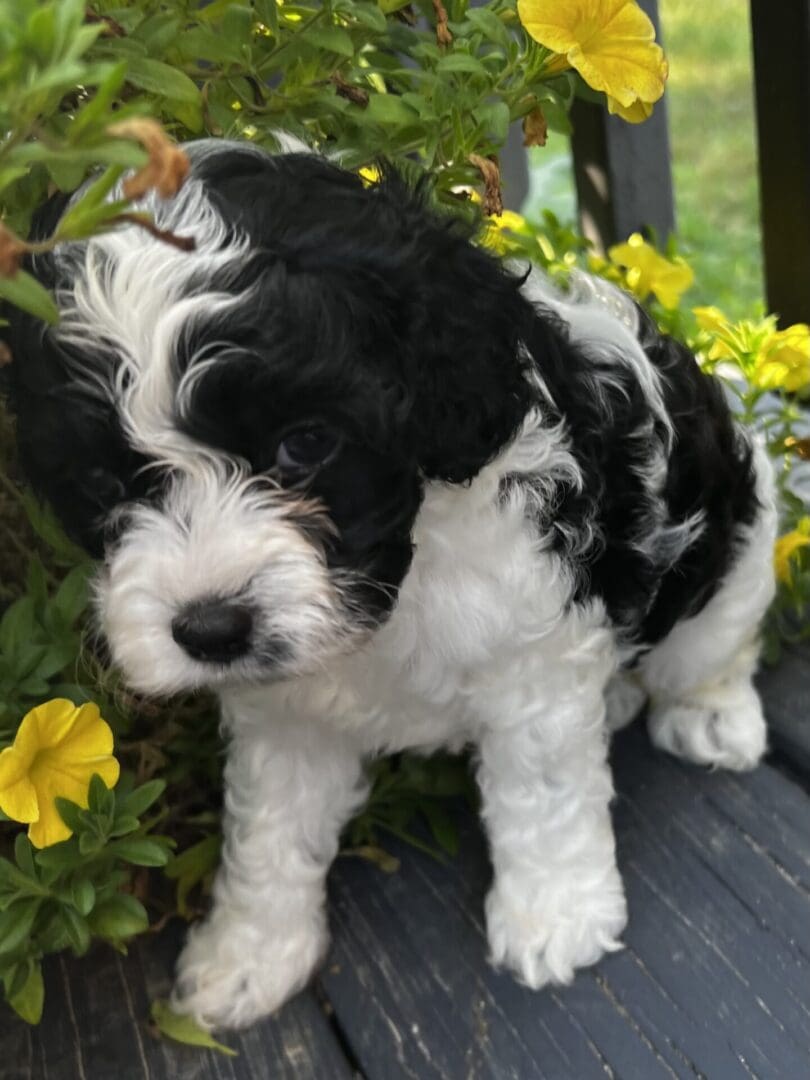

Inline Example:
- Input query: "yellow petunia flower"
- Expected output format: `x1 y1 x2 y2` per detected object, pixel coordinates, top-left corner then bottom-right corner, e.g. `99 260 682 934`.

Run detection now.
753 323 810 393
0 700 119 849
608 232 693 308
358 164 381 186
693 305 730 336
774 518 810 584
517 0 667 118
481 209 529 254
695 307 810 391
607 94 655 123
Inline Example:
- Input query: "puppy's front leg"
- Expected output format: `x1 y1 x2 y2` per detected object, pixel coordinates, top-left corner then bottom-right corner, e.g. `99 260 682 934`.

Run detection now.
172 711 367 1030
478 662 627 989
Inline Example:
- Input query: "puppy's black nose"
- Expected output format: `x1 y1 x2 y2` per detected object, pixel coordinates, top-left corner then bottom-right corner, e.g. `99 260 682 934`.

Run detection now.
171 599 253 663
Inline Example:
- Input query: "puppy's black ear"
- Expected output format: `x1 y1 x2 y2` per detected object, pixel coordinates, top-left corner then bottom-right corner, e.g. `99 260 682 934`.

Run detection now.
388 183 536 484
3 198 147 556
6 305 147 556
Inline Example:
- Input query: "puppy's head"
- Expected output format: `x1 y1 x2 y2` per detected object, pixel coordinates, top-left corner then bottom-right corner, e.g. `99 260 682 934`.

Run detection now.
6 141 533 695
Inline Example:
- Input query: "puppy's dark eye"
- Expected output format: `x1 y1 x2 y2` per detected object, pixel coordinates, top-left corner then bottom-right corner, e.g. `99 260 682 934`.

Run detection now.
277 425 342 473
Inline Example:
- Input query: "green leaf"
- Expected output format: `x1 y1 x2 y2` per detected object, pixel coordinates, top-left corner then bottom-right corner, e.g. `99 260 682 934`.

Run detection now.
176 27 240 65
124 57 201 104
0 856 44 895
54 798 86 837
78 831 104 856
165 834 221 917
436 53 490 77
26 641 80 683
305 26 355 57
87 773 114 817
108 815 140 839
70 878 96 918
0 596 36 656
34 840 81 874
151 999 238 1056
59 905 91 955
20 494 87 565
119 779 166 819
51 565 90 625
0 271 59 325
164 97 204 135
474 101 510 143
464 8 511 49
88 894 148 940
8 962 44 1025
348 3 387 32
365 94 418 126
25 557 48 612
14 834 36 880
0 900 40 955
131 11 183 54
113 838 170 867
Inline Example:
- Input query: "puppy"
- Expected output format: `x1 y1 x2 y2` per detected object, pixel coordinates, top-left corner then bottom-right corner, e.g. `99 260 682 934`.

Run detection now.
5 140 776 1029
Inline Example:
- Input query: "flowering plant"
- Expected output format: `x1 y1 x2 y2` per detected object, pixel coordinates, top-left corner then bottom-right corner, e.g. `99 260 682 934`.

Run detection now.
0 0 807 1045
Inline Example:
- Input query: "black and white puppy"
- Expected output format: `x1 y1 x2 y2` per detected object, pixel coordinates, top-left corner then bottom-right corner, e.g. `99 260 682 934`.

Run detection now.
6 140 776 1029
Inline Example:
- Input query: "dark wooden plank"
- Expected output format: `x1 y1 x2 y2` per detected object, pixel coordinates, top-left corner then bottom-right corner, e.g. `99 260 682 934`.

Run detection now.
0 920 354 1080
323 726 810 1080
570 0 675 249
324 840 670 1080
614 744 810 962
750 0 810 326
757 644 810 775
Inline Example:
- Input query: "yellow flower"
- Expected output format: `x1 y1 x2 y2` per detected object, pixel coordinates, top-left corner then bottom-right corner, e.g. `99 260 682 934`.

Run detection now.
481 209 529 254
753 323 810 393
0 700 119 848
518 0 667 118
693 305 730 336
358 164 381 186
466 190 528 254
774 518 810 583
608 233 693 308
607 95 654 123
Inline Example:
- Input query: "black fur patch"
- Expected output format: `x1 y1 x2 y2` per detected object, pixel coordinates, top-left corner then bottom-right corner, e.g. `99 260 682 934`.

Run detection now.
3 193 152 557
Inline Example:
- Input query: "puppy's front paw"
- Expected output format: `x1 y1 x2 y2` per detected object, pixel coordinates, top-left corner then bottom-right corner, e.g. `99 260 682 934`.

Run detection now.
486 872 627 989
170 907 328 1030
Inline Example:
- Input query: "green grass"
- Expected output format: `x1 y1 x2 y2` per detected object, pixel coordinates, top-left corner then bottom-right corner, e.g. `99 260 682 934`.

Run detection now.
523 0 764 319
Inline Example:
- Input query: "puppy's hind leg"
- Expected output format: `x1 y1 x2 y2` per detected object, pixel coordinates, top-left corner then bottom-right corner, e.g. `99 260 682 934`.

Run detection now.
641 445 777 772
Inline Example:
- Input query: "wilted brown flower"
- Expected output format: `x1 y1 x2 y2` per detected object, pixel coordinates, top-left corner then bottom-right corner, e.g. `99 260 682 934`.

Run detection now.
432 0 453 45
107 118 190 200
523 107 548 148
469 153 503 217
0 222 26 277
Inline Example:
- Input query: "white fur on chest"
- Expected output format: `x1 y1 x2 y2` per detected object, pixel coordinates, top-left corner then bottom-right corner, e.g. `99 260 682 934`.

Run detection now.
222 452 601 756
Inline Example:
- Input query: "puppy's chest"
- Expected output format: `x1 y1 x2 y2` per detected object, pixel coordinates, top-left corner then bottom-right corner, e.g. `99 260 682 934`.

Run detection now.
322 484 572 749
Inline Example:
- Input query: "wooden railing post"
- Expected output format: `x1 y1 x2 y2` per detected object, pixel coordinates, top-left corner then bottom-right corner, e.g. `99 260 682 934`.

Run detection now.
569 0 675 251
751 0 810 327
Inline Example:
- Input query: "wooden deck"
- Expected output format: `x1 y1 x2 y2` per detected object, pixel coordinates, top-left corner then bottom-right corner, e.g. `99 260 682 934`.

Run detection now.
2 656 809 1080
